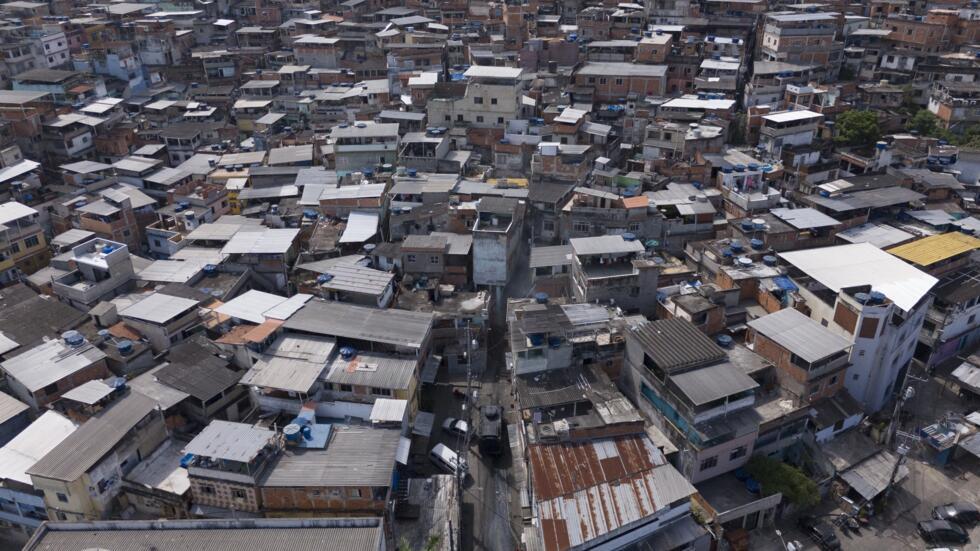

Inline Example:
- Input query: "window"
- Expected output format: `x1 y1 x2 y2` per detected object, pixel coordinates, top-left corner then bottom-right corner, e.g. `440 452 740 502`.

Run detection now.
56 492 68 503
599 77 607 84
339 384 352 392
729 446 747 461
476 116 484 123
9 242 19 254
543 220 555 231
852 373 860 381
444 115 450 122
498 117 504 124
232 489 247 499
200 485 215 495
429 255 440 264
615 78 623 85
588 77 595 84
153 239 162 248
474 97 484 104
24 235 39 248
349 488 362 498
829 375 839 385
491 98 497 105
699 456 718 471
371 387 392 396
407 254 416 262
573 222 590 233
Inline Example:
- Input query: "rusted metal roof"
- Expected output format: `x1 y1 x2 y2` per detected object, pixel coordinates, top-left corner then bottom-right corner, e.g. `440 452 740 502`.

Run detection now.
529 435 696 551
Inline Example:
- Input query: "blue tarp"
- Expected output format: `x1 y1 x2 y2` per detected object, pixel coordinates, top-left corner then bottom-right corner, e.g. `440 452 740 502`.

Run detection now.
773 275 799 292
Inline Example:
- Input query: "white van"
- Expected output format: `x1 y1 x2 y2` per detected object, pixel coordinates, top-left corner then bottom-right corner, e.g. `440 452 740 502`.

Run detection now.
429 443 467 475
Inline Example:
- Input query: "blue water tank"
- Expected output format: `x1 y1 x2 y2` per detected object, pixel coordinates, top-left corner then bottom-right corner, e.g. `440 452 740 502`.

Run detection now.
102 245 114 254
283 423 302 442
117 340 134 356
750 238 765 250
301 424 313 440
730 240 744 252
407 168 418 177
854 292 871 304
869 291 886 304
317 273 334 284
622 232 637 241
528 334 545 347
340 346 357 360
741 220 754 231
716 334 733 347
722 248 734 258
548 337 562 349
203 264 218 276
180 453 195 468
304 209 318 219
722 167 733 174
534 292 549 304
763 255 778 266
62 330 84 347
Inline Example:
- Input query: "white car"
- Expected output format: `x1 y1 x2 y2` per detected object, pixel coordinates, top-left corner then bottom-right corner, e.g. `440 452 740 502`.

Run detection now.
442 417 469 438
429 443 468 475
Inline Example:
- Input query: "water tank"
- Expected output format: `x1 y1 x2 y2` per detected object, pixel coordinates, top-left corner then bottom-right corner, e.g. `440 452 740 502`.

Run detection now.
854 292 871 304
62 330 85 347
737 256 753 267
735 164 746 172
407 168 418 177
752 218 766 230
622 232 637 242
875 141 888 150
716 334 733 347
316 273 334 284
548 336 562 349
117 340 134 356
534 292 549 304
741 220 754 231
762 255 778 266
730 240 744 253
750 238 765 250
340 346 357 360
748 163 759 171
868 291 886 304
363 243 376 253
97 329 110 340
283 423 302 442
102 244 114 254
303 209 318 219
301 424 313 440
722 167 733 174
203 264 218 277
722 248 734 258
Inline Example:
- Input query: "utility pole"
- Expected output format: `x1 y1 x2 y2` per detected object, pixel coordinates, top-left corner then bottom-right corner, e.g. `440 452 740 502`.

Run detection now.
882 431 920 505
454 322 473 551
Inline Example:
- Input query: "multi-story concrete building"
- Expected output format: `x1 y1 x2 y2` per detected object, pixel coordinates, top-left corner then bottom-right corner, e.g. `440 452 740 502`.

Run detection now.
779 243 936 412
472 196 525 287
760 12 843 78
569 234 659 316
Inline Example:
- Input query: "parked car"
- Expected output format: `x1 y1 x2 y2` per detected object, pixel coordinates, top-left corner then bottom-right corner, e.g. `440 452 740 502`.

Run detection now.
797 516 842 551
918 520 970 544
442 417 469 438
479 405 503 456
429 443 467 475
933 502 980 525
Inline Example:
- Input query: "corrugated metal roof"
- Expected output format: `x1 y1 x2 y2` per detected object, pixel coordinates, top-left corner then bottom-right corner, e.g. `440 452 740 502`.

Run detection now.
1 339 107 393
28 392 159 481
321 263 394 296
953 361 980 393
138 260 204 284
184 420 276 463
284 300 433 348
529 245 573 268
0 411 76 485
215 290 296 324
262 426 400 487
264 294 313 321
770 207 840 229
322 350 418 390
669 362 759 406
60 379 114 405
748 308 851 363
23 518 383 551
836 223 914 249
529 435 695 551
339 211 378 244
243 334 335 393
887 232 980 267
570 235 644 256
839 449 908 501
156 342 241 400
779 243 937 312
221 228 300 255
120 293 200 324
806 187 925 212
128 364 190 410
630 319 726 373
0 390 27 424
369 398 407 423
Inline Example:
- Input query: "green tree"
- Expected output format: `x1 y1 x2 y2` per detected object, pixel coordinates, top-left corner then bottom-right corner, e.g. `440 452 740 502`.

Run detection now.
907 110 940 137
745 456 820 508
834 110 880 146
